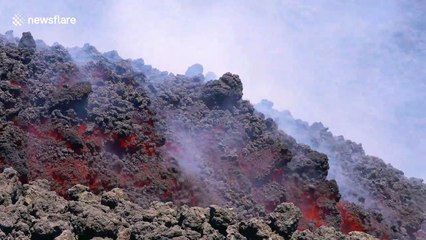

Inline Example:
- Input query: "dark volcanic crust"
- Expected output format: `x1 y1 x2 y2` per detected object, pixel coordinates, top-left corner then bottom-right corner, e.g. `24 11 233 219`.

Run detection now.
0 167 377 240
0 31 420 239
255 100 426 239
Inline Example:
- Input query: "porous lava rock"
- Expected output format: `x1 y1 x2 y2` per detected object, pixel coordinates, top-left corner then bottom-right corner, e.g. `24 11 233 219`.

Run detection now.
18 32 36 50
256 99 426 239
0 31 421 239
0 168 376 240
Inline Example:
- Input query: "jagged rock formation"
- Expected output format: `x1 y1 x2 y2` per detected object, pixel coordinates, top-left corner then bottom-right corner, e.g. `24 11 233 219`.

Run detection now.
18 32 36 50
0 31 421 239
0 168 376 240
255 99 426 240
185 64 204 78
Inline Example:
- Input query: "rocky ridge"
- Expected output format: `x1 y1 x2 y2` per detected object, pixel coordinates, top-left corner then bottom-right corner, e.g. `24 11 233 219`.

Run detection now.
0 31 422 239
255 100 426 240
0 167 376 240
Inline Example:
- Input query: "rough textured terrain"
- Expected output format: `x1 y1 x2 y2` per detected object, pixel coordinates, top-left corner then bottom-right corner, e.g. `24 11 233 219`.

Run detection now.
256 100 426 240
0 167 376 240
0 31 423 239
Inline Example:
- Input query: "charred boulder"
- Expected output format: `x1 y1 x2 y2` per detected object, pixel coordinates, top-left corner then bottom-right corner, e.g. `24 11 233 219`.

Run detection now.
185 63 203 77
202 72 243 108
239 218 281 240
18 32 36 50
0 168 379 240
269 203 302 239
49 82 92 116
209 205 237 234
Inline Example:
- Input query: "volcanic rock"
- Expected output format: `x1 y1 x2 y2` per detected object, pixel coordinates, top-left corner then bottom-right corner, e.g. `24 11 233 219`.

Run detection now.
3 30 18 45
185 63 204 77
18 32 36 50
0 31 421 239
202 72 243 108
49 81 92 111
0 168 21 206
269 203 302 239
0 168 377 240
209 205 237 234
256 99 426 239
102 50 123 63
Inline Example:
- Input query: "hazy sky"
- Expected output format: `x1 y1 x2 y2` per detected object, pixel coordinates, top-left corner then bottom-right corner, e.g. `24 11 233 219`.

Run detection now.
1 0 425 179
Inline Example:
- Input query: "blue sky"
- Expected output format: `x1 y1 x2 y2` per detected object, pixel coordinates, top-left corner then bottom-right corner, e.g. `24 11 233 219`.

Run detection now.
0 0 425 179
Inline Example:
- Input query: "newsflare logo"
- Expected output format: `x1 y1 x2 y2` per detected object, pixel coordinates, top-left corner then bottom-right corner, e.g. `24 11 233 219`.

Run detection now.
12 14 77 26
12 14 25 26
